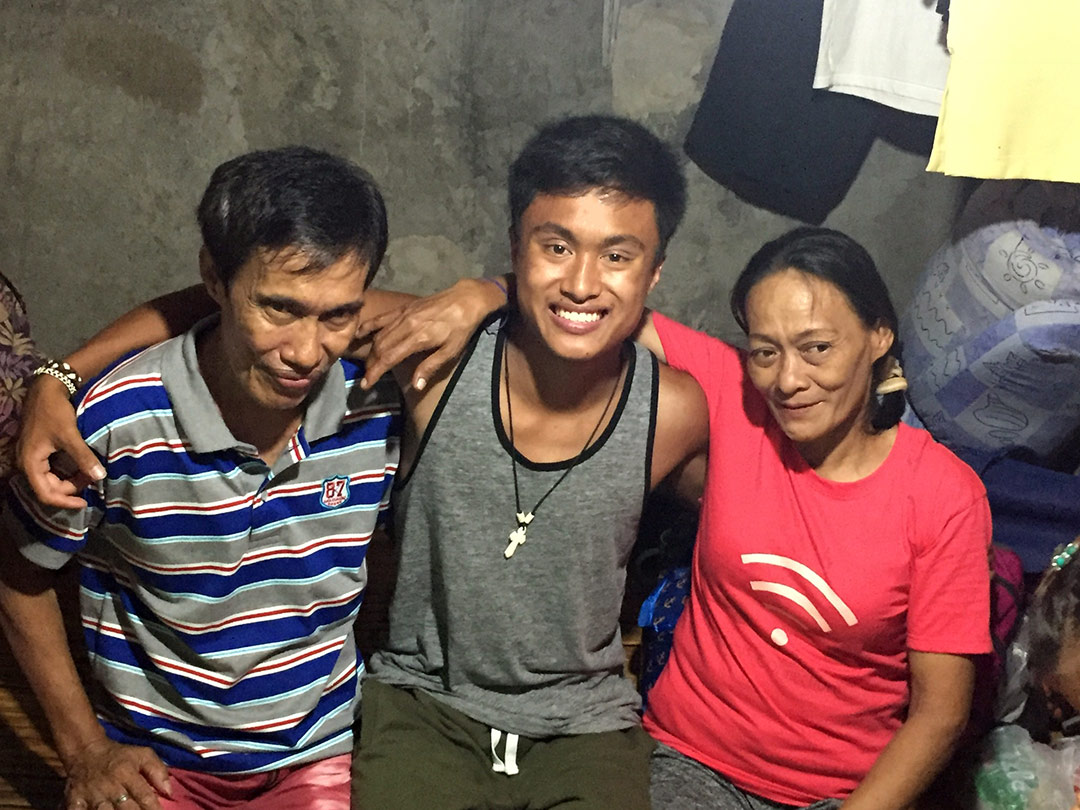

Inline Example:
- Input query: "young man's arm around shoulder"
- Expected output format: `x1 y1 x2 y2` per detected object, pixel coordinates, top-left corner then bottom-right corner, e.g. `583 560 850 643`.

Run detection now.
357 276 509 391
357 277 509 478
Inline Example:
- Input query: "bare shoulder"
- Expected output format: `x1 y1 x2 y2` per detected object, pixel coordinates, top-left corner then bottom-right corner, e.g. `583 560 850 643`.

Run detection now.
633 309 665 361
656 362 706 413
398 353 460 424
651 362 709 485
655 363 708 447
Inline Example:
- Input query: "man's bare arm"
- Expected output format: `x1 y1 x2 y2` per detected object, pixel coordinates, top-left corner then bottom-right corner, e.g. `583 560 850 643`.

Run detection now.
661 449 707 505
0 537 171 809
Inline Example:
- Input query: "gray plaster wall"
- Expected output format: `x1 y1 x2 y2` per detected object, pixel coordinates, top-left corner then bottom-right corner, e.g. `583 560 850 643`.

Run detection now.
1 0 962 356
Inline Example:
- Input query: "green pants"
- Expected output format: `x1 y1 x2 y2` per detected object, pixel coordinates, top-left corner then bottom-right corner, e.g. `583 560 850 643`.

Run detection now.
352 679 654 810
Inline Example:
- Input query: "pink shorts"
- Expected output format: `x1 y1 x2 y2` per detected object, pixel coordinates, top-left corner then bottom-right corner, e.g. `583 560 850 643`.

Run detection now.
160 753 350 810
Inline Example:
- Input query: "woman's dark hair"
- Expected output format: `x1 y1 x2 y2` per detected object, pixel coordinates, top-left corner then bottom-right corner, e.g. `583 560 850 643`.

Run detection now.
507 115 687 263
197 146 388 288
1029 546 1080 687
729 226 905 432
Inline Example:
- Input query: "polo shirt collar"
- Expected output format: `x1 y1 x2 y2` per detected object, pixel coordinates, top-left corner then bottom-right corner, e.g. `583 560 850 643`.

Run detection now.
160 314 348 454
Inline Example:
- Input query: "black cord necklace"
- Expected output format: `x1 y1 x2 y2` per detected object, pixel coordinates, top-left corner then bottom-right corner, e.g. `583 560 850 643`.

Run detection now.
502 339 624 559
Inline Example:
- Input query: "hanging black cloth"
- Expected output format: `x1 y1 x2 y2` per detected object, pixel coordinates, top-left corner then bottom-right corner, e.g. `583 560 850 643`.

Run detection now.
684 0 879 224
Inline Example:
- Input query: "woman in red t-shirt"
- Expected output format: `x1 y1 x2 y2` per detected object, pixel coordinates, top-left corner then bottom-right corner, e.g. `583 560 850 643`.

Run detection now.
639 227 991 810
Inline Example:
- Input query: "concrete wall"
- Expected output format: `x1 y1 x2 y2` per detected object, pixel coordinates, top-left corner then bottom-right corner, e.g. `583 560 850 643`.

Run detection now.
0 0 962 355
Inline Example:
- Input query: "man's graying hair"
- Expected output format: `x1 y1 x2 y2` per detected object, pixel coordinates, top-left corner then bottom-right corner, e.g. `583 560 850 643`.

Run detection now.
197 146 388 287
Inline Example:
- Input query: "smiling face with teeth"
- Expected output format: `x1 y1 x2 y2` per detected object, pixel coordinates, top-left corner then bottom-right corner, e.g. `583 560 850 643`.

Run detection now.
510 188 663 364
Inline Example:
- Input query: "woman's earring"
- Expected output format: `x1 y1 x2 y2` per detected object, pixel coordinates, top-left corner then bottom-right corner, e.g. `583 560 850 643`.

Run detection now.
875 356 908 395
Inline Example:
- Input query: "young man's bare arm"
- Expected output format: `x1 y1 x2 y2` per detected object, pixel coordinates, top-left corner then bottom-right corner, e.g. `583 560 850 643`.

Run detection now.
650 363 709 499
661 449 707 506
352 292 669 386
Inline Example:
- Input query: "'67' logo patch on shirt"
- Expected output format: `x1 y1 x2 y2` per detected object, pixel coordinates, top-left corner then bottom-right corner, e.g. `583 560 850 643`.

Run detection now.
320 476 350 508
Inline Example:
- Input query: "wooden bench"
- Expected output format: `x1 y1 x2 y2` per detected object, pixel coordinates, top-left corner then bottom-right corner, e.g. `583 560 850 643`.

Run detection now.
0 634 64 810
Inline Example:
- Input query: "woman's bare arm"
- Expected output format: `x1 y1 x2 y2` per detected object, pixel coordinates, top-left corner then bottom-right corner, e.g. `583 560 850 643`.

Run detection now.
840 651 974 810
65 285 216 381
18 285 216 508
19 278 506 506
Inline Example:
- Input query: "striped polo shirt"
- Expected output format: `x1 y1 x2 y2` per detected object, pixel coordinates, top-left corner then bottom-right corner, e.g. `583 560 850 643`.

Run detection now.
8 317 400 773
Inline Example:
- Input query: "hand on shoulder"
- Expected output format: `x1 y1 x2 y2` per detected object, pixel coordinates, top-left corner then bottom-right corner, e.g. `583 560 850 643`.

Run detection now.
357 277 509 391
16 375 104 509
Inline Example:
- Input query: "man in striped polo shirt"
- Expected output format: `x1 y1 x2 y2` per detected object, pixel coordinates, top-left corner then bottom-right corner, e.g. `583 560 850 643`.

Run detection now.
0 147 402 809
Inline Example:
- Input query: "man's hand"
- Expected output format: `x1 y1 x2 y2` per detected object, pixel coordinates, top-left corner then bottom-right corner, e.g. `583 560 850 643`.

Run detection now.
357 276 508 391
15 375 103 508
62 737 171 810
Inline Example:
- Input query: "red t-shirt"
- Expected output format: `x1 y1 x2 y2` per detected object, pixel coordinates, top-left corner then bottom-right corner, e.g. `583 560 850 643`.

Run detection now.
643 313 992 805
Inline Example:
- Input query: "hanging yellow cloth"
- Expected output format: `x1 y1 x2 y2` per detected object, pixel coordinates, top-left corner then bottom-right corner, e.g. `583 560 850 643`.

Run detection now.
927 0 1080 182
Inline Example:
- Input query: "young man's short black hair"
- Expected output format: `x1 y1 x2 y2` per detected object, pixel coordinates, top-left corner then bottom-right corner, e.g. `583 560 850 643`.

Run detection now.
507 116 687 262
197 146 388 287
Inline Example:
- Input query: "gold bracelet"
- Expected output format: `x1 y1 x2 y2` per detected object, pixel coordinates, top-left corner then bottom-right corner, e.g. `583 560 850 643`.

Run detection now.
32 358 83 397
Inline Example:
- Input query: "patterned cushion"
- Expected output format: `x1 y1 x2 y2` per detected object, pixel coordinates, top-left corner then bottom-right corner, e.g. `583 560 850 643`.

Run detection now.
900 181 1080 462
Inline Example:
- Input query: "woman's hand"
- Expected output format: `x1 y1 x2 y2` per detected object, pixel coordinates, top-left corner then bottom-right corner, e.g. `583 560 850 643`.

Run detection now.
15 375 103 508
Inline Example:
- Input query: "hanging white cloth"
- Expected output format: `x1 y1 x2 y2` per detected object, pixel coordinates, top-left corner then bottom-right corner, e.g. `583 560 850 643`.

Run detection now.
813 0 950 117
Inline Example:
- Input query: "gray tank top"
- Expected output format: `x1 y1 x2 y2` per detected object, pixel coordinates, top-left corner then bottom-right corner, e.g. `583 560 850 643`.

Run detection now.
367 317 658 737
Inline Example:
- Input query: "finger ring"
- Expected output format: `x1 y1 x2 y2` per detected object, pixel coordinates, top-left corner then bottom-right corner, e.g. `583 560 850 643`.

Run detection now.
114 797 129 805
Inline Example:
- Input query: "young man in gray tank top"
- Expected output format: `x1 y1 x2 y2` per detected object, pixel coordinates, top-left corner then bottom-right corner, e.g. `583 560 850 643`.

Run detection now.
16 117 709 809
352 117 709 809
